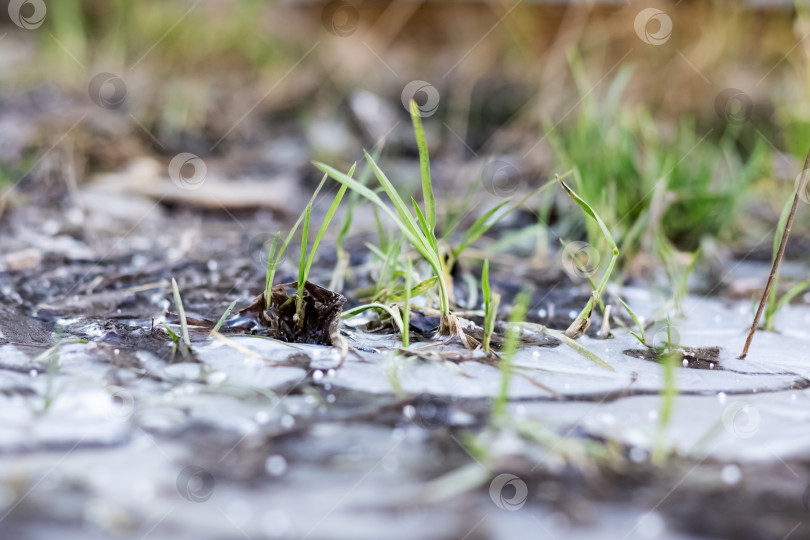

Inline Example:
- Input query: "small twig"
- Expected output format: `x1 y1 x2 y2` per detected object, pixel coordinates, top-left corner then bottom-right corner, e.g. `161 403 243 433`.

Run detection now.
740 145 810 359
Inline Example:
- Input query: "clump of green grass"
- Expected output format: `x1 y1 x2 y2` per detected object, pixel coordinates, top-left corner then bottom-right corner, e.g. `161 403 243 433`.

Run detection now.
317 100 541 338
263 168 352 314
330 145 384 291
316 101 456 335
264 175 325 307
294 180 349 327
547 55 768 264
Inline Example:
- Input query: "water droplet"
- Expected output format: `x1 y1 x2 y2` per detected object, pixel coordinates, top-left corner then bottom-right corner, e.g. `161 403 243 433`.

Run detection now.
312 370 324 382
721 464 741 485
629 447 647 463
281 415 295 428
403 405 415 419
265 455 288 476
717 392 727 404
637 512 665 538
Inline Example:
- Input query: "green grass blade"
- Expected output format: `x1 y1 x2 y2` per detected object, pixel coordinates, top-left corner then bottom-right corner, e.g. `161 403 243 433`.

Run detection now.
493 290 530 418
212 300 238 334
557 174 619 336
295 204 312 324
374 239 402 300
304 183 349 281
337 146 382 246
543 327 615 371
341 302 405 337
267 173 330 291
264 232 280 309
364 152 432 250
314 160 440 273
163 323 179 342
557 175 617 253
171 278 191 353
386 277 438 303
773 280 810 317
482 259 496 352
620 299 647 345
298 204 311 287
453 200 511 259
773 193 793 261
410 99 435 230
412 197 438 253
403 259 412 348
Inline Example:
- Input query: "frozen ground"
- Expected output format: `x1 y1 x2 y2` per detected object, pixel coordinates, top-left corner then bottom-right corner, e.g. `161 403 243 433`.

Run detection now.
2 258 810 538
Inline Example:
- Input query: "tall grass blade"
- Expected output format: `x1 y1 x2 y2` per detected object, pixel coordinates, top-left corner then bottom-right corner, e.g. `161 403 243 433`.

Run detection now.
171 278 191 354
410 100 436 230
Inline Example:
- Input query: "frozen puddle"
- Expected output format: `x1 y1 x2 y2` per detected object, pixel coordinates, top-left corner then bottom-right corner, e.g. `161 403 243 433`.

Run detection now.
326 292 810 402
2 291 810 539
